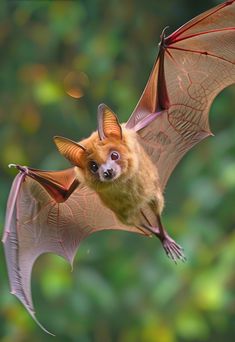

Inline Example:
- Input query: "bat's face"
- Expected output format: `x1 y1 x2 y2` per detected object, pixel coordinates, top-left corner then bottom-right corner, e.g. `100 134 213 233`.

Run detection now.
54 104 134 188
82 134 131 186
88 150 122 182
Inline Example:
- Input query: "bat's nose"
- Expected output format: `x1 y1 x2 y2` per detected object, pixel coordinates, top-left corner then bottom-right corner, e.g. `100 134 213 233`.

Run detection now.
103 168 114 179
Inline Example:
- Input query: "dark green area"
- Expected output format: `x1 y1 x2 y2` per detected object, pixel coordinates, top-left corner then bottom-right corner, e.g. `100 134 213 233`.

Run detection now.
0 1 235 341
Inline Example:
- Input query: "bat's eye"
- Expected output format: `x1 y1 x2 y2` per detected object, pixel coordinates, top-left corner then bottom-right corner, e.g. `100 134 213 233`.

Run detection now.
111 151 120 161
89 161 99 173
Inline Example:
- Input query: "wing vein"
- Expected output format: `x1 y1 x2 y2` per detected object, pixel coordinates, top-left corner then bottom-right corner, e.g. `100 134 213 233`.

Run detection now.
166 1 233 43
167 46 235 65
168 27 235 45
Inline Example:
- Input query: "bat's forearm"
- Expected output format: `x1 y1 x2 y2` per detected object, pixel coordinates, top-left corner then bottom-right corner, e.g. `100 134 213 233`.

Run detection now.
10 164 79 203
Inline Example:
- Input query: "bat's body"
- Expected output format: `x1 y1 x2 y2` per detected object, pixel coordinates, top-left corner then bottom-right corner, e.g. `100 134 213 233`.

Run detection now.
2 0 235 335
56 115 172 252
84 126 164 227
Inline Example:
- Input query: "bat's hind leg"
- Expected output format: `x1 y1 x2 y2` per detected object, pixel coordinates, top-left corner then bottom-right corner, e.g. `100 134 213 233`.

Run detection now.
140 211 186 263
156 215 186 263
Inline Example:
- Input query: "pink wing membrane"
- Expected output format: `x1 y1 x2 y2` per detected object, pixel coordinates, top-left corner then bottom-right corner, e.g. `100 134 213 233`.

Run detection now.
127 0 235 190
2 173 145 333
167 0 235 43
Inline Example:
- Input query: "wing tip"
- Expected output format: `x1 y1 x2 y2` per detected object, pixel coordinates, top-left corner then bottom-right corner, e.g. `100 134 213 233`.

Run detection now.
33 315 56 337
23 297 56 336
11 286 55 335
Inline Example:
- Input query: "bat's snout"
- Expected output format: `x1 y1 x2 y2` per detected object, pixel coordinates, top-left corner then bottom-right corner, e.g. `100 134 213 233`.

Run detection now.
99 161 121 182
103 168 115 180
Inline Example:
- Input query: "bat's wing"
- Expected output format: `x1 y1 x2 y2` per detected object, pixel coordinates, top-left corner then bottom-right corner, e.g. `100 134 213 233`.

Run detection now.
2 166 149 334
126 0 235 190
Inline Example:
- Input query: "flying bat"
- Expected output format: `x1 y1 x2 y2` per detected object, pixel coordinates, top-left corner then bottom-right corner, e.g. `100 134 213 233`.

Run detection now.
2 0 235 335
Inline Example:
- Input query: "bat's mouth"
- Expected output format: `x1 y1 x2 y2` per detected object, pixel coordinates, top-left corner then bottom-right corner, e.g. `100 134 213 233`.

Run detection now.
100 169 120 182
99 161 121 182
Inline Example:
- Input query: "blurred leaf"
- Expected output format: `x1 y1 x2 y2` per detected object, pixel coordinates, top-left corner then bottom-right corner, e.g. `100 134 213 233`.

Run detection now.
33 79 63 104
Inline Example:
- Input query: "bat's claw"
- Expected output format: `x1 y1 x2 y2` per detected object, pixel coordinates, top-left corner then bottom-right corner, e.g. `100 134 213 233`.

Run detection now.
161 236 186 263
159 26 169 46
8 164 29 174
8 163 17 169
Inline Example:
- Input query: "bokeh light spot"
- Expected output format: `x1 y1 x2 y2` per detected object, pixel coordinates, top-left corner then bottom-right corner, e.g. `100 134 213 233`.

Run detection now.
64 71 89 99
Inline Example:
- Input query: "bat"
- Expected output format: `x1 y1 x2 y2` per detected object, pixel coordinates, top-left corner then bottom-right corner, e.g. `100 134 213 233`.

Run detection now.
2 0 235 335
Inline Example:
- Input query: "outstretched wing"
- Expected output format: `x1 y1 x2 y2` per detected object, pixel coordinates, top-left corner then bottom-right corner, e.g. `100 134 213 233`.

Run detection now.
2 167 148 334
126 0 235 190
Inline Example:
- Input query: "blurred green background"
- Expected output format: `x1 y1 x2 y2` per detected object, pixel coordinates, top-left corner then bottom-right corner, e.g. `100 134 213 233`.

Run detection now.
0 0 235 341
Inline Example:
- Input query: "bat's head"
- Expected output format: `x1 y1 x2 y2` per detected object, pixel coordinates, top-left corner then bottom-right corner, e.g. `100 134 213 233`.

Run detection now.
54 104 134 188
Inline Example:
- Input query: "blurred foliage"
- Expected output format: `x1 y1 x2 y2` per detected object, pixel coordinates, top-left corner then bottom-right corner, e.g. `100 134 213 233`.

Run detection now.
0 0 235 341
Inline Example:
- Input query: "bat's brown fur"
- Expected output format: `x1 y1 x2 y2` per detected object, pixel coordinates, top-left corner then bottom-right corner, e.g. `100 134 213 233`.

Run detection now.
75 125 164 227
55 107 185 260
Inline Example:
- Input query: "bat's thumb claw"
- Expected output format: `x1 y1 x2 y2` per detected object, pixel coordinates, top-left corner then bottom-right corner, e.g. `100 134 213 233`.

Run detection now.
8 163 17 168
159 26 169 46
8 164 29 174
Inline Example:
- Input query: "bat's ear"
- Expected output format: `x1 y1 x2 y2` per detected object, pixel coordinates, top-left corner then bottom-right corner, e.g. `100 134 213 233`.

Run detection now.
53 136 86 167
97 103 122 140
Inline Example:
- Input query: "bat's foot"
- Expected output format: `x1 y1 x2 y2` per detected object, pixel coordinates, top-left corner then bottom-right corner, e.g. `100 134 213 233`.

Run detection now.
161 235 186 263
137 220 186 263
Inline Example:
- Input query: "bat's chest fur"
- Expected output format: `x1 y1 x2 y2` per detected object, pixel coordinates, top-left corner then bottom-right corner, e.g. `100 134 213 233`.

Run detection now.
95 144 164 226
97 179 155 225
